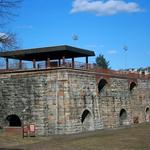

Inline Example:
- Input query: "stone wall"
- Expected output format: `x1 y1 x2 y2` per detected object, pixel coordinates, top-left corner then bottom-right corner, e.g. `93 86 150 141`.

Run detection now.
0 68 149 135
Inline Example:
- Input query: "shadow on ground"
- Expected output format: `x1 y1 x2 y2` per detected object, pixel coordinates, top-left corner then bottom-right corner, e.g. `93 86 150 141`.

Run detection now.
0 149 24 150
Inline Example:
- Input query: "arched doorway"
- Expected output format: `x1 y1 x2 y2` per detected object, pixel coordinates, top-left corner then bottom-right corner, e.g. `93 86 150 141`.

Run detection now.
6 114 21 127
129 82 136 92
119 109 128 125
145 107 150 122
81 109 94 131
98 79 107 93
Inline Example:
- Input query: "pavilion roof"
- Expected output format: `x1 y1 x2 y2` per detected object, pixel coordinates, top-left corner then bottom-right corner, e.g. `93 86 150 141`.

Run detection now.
0 45 95 61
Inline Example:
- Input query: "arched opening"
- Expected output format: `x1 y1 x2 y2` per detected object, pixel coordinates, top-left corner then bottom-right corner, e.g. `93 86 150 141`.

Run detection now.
98 79 107 93
81 109 90 123
81 109 94 131
145 107 150 122
6 114 21 127
130 82 136 92
119 109 127 125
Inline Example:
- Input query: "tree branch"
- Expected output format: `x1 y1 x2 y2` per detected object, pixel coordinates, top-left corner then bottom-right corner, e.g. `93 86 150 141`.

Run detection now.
0 32 18 51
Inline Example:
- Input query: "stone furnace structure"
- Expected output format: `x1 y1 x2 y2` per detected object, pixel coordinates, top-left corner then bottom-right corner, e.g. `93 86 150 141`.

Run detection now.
0 45 150 135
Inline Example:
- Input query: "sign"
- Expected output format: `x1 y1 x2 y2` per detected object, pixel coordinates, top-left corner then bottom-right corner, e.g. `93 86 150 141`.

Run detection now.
22 124 36 138
29 124 35 137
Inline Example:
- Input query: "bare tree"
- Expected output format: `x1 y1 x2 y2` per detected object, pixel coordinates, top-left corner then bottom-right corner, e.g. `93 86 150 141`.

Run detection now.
0 0 22 51
0 32 18 51
0 0 22 23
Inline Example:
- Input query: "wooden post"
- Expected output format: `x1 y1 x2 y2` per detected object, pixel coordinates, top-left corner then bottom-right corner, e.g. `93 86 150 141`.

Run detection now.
86 56 88 69
19 60 22 69
45 61 47 68
47 58 50 68
58 59 61 67
72 57 74 68
33 59 36 69
6 58 9 70
62 56 65 66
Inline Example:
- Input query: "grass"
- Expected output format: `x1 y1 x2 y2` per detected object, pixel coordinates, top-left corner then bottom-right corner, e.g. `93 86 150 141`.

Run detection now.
1 123 150 150
0 131 46 148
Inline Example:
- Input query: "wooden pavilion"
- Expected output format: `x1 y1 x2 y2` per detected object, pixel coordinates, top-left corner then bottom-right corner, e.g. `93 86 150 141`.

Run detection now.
0 45 95 70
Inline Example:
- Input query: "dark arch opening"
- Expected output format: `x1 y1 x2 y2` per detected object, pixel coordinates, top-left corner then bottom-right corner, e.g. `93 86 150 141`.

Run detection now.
6 114 21 127
146 107 150 113
130 82 136 92
145 107 150 122
81 109 90 123
98 79 107 93
119 109 127 125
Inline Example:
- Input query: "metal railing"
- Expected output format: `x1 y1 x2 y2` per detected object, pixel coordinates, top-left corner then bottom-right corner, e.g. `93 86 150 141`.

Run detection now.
0 60 149 79
95 68 150 79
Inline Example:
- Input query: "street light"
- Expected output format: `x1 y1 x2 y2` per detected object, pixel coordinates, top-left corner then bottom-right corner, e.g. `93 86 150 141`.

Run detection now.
123 45 128 69
72 34 79 46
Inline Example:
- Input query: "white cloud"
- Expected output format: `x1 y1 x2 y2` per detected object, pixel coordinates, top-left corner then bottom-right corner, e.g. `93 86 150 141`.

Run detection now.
0 33 5 37
108 50 117 54
0 33 8 40
85 44 104 49
71 0 142 16
16 25 33 29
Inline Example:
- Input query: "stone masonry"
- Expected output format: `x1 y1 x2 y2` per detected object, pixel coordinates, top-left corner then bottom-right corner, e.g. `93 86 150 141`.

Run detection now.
0 68 150 135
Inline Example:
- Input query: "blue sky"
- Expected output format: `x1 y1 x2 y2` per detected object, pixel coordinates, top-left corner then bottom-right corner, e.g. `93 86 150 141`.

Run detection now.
8 0 150 69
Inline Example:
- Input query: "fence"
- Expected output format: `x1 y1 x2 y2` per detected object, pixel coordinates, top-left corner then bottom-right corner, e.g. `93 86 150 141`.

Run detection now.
0 60 149 79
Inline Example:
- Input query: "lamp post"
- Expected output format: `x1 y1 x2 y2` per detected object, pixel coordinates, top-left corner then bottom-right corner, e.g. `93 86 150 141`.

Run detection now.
123 46 128 70
72 34 78 46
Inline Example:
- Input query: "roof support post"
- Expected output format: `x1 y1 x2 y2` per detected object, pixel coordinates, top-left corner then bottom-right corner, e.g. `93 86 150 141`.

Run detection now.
62 56 65 67
45 61 47 69
72 57 74 68
33 59 36 69
6 58 9 70
19 60 22 69
86 56 88 69
47 58 50 68
58 59 61 67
